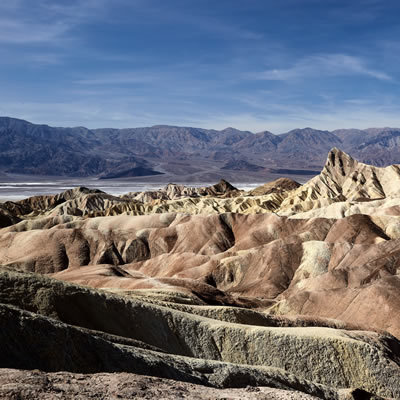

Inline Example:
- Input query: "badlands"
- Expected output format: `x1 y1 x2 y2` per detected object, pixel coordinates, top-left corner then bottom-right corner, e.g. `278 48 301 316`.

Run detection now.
1 148 400 399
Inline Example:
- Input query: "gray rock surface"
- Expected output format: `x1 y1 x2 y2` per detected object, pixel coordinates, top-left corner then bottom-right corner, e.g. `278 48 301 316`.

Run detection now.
0 269 398 398
0 368 342 400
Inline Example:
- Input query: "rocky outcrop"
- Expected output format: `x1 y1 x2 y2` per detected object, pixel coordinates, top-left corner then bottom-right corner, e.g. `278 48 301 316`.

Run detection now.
247 177 301 196
0 369 327 400
279 148 400 215
128 179 241 203
0 205 20 228
2 187 116 217
104 193 284 216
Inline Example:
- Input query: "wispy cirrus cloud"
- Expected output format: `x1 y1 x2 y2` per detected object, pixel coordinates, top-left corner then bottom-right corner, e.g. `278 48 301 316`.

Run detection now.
193 101 400 133
114 1 264 41
0 0 114 44
3 92 400 133
74 72 159 86
0 0 262 47
254 54 391 81
1 0 400 132
0 15 72 44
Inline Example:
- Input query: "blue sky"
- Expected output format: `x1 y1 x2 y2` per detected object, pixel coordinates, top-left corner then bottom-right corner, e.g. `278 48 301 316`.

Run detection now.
1 0 400 132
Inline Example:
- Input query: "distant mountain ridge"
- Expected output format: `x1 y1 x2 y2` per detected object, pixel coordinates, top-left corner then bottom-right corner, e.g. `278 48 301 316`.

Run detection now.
1 116 400 177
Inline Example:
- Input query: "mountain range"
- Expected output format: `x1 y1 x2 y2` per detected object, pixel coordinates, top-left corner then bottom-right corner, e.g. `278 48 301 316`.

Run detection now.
2 116 400 180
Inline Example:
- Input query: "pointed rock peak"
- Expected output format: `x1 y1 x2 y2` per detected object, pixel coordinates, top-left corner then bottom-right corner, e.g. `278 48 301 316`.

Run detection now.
287 127 317 134
164 182 183 190
248 178 301 196
66 187 104 196
255 130 275 136
212 179 238 192
324 148 358 178
327 147 355 163
219 178 231 184
329 147 348 154
221 127 244 134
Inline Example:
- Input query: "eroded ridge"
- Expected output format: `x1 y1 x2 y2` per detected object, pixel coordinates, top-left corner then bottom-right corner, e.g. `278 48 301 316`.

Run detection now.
2 148 400 398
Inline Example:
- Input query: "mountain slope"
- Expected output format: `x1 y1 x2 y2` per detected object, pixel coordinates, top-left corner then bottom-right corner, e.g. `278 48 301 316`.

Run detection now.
2 116 400 177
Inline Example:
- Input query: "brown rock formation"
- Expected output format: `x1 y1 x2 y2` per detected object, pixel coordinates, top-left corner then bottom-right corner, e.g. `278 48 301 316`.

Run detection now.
247 177 301 196
128 179 241 203
0 209 400 339
0 369 324 400
2 148 400 397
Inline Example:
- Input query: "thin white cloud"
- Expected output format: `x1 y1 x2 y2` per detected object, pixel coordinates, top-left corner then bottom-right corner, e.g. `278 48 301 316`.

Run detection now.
186 106 400 134
42 0 110 19
75 73 158 85
119 1 264 41
0 0 261 47
255 54 391 81
0 18 71 43
2 96 400 133
0 0 114 44
72 62 233 91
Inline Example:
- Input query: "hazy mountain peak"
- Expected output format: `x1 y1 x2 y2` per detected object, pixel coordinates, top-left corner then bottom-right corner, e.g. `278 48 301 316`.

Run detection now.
254 130 275 136
285 127 331 135
1 116 400 178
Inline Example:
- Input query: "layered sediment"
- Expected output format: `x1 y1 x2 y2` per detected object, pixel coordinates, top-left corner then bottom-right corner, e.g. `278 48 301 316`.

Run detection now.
2 148 400 398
